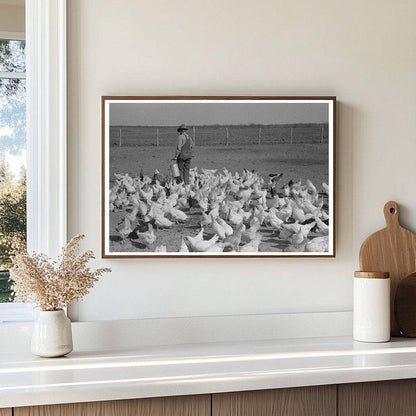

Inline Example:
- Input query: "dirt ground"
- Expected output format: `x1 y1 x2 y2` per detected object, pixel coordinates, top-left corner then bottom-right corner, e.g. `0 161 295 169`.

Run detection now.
109 143 329 253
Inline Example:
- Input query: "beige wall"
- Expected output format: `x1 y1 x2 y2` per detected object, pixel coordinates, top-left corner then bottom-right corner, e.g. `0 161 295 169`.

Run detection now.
0 4 24 33
67 0 416 321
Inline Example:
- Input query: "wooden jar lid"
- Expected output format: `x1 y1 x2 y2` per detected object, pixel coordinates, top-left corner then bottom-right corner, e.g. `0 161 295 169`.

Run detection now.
354 271 390 279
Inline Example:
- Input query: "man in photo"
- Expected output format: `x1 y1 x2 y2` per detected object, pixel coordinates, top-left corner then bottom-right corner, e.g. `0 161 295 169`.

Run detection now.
173 124 194 185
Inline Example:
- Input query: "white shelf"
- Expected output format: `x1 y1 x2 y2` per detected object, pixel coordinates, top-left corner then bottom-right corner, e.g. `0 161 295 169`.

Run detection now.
2 335 416 408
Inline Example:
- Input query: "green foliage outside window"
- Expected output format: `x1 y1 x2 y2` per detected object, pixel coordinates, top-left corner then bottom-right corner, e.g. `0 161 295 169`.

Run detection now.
0 160 26 302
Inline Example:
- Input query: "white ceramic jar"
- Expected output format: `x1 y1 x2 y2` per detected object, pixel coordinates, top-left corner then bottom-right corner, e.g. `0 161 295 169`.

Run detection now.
353 271 390 343
31 310 73 357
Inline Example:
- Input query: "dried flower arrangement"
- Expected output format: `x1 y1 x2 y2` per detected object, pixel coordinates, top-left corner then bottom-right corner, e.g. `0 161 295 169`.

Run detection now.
10 235 111 311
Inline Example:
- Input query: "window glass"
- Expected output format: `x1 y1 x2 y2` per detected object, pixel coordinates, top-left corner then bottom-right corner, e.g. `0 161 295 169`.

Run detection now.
0 39 26 73
0 38 26 303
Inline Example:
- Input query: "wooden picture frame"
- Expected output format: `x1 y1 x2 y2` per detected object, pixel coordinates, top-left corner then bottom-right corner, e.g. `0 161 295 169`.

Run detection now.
102 96 336 258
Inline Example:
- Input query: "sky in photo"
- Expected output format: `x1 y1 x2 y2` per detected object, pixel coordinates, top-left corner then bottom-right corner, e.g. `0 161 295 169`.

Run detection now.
110 101 330 126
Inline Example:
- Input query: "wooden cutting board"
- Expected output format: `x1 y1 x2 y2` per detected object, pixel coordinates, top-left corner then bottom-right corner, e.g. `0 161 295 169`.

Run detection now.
359 201 416 336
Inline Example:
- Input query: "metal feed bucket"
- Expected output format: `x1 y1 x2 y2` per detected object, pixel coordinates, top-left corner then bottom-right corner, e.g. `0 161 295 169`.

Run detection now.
170 160 180 178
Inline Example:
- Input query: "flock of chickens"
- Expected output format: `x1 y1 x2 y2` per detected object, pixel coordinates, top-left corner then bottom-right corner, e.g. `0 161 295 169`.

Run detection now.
109 168 330 253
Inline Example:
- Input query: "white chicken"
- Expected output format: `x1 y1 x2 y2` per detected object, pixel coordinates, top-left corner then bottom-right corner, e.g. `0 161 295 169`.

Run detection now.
205 242 226 252
133 224 156 247
211 217 227 239
240 236 261 252
154 214 174 229
186 234 219 252
155 245 167 252
228 208 245 226
116 216 133 241
167 206 188 222
216 217 234 237
305 236 329 252
178 238 190 252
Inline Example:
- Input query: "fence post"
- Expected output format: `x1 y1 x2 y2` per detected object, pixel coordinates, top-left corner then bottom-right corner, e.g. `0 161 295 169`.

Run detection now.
290 127 293 144
156 128 159 147
258 127 261 145
193 126 196 144
225 127 229 146
119 127 122 147
321 126 324 144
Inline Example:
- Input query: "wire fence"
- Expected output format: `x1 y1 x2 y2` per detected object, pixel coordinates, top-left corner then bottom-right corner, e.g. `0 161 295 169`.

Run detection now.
109 124 329 147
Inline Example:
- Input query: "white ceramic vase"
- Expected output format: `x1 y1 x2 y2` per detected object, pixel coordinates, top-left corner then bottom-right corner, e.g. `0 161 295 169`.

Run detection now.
31 310 73 358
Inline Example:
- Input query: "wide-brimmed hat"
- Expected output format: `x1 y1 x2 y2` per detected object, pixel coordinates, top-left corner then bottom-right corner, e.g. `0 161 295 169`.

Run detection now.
177 124 189 132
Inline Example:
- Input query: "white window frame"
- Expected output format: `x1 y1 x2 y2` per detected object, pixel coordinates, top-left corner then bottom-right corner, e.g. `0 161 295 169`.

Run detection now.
0 0 67 323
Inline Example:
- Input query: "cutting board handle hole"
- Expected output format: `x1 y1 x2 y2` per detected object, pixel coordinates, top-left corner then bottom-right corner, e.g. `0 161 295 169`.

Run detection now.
390 207 396 214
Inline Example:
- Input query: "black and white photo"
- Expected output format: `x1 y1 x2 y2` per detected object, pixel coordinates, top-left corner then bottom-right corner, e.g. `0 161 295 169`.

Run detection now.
102 97 335 257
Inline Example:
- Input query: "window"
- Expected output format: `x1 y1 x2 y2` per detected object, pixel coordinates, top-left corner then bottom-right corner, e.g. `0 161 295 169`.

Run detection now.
0 34 26 307
0 0 67 324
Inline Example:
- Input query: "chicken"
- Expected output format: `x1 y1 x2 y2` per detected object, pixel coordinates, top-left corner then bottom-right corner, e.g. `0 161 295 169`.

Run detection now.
250 206 266 226
126 206 139 223
197 196 209 212
156 189 167 205
305 236 329 252
208 204 220 219
290 222 316 245
155 244 167 252
114 189 128 209
216 217 234 237
133 223 156 247
154 214 174 229
238 188 253 205
205 242 225 252
130 194 148 218
167 206 188 222
282 222 301 234
211 217 226 239
228 208 245 226
179 238 190 252
137 199 149 217
186 234 219 252
193 227 205 241
240 236 261 252
224 222 245 251
200 211 212 227
116 216 133 241
176 195 189 209
241 217 261 243
251 184 267 200
269 173 284 197
305 179 317 195
266 195 281 210
315 216 329 235
123 177 136 194
109 184 119 204
139 186 153 201
152 169 166 185
275 205 292 222
267 209 284 232
301 199 321 216
290 201 306 223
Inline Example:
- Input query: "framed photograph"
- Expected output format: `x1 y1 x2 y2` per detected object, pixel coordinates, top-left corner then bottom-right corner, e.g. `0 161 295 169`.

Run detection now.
102 96 336 258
